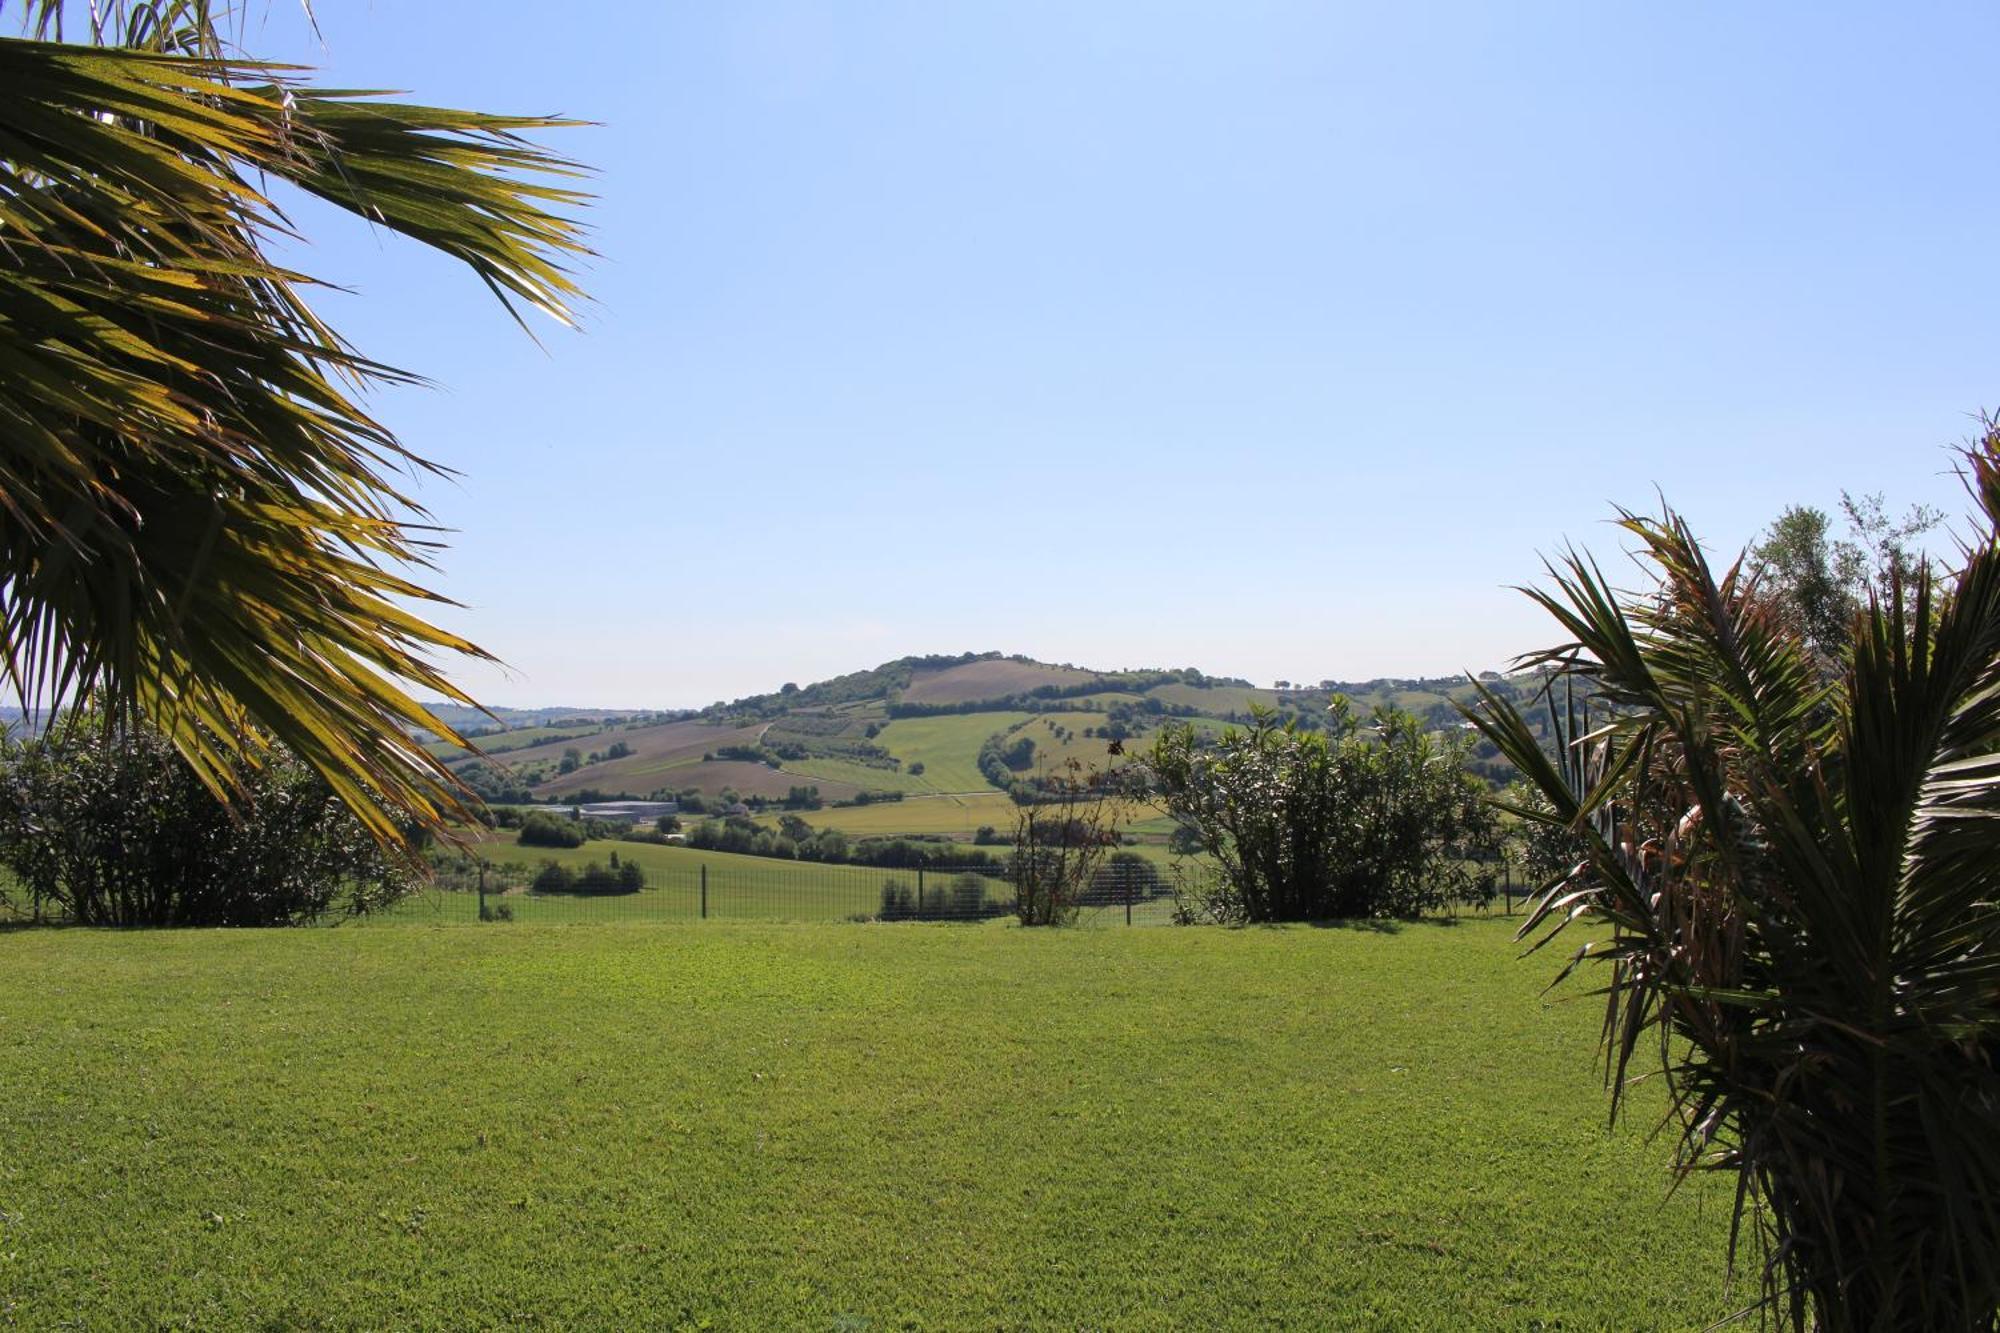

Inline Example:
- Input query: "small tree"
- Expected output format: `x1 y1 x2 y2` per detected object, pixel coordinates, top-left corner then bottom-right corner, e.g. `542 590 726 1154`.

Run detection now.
948 872 991 918
1010 759 1120 926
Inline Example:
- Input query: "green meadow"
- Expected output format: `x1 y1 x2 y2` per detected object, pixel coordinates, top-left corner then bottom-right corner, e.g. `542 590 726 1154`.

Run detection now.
0 919 1736 1329
445 837 1018 923
873 712 1035 789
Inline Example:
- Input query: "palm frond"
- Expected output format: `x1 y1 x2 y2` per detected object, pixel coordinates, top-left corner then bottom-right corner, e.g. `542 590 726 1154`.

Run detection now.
0 18 590 841
1463 435 2000 1330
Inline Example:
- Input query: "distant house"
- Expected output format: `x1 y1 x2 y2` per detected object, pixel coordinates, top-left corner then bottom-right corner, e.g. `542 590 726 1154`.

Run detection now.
725 801 752 818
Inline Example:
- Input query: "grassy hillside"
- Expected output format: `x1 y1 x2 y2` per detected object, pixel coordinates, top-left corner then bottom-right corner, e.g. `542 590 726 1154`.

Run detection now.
0 921 1734 1328
519 719 794 798
1147 681 1281 715
873 712 1035 790
445 655 1551 811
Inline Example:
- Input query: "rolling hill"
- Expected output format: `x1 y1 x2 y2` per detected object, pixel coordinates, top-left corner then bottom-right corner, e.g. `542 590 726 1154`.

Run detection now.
422 652 1557 851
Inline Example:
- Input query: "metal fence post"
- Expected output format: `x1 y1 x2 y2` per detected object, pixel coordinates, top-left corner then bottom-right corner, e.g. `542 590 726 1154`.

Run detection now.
700 863 708 920
1125 864 1133 926
917 866 926 917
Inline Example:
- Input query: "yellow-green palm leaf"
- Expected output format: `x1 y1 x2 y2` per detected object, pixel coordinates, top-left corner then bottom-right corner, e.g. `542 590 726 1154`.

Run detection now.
0 7 589 841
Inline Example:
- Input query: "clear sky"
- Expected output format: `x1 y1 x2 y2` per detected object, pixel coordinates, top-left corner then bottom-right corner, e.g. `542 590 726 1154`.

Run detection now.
255 2 1997 708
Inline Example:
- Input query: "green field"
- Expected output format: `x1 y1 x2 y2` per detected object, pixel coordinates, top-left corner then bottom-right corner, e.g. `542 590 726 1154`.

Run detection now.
774 752 929 795
873 711 1035 790
0 920 1735 1327
1147 682 1280 715
455 835 1019 922
758 790 1022 838
751 791 1166 849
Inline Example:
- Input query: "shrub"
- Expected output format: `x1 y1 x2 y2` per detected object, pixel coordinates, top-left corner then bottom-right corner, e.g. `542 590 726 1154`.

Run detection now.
518 811 587 848
530 861 577 894
0 720 416 927
878 877 916 920
1148 703 1496 922
948 873 990 917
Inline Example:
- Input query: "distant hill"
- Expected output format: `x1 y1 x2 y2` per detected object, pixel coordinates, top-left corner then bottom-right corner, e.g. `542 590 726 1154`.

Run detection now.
416 702 684 741
420 652 1559 813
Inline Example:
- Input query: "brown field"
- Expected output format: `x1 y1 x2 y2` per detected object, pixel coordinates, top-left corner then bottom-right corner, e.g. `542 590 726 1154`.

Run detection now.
898 658 1102 705
538 755 867 802
501 717 740 771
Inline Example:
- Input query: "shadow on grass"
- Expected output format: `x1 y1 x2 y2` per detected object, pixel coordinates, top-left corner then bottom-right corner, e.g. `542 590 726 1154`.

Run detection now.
1289 913 1502 932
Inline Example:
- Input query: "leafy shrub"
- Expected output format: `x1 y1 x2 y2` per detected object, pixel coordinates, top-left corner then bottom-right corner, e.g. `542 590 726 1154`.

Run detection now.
878 877 916 920
1010 762 1119 926
518 811 587 848
948 873 991 917
875 873 1001 921
1148 703 1496 922
0 720 416 926
530 861 576 894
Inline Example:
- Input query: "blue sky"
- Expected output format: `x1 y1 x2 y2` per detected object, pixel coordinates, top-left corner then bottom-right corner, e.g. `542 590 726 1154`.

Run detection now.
260 2 1996 707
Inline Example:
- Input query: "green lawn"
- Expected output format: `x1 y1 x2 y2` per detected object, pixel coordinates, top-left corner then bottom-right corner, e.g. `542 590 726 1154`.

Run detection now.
0 920 1736 1328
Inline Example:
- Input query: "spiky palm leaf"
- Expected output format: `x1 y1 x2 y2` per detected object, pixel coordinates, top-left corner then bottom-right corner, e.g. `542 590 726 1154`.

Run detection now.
0 3 589 840
1465 440 2000 1330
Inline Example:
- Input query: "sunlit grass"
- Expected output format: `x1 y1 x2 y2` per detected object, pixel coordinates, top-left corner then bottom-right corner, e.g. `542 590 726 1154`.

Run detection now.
0 919 1736 1328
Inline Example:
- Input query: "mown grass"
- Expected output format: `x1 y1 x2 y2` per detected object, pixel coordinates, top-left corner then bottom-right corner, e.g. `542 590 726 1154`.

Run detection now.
0 920 1736 1329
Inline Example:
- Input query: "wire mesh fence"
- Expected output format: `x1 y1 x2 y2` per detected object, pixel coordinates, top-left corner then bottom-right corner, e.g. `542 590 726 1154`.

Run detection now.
1 846 1524 930
369 854 1189 928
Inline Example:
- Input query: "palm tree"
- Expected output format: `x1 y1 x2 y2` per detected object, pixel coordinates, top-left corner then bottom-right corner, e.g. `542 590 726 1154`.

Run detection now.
0 1 589 840
1465 438 2000 1329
